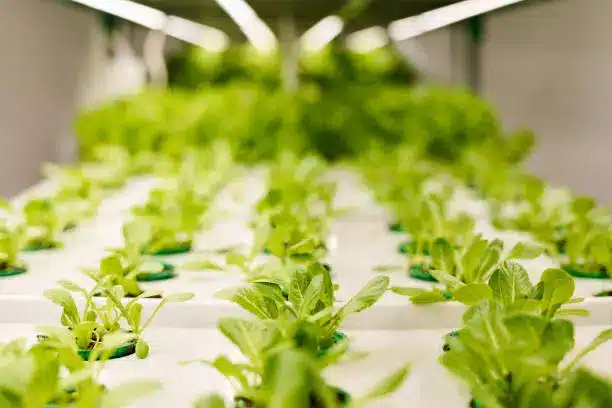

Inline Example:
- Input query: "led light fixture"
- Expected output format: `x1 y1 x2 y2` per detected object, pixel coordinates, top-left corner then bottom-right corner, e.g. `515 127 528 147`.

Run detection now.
71 0 166 30
389 0 526 41
165 16 230 52
301 15 344 52
346 26 389 53
214 0 276 52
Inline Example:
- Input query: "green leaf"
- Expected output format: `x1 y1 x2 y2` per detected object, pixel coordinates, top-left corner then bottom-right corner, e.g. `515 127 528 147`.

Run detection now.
489 262 532 307
540 268 575 317
43 288 80 326
506 242 543 261
164 292 195 302
122 220 152 247
563 328 612 374
408 290 450 304
128 303 143 330
266 349 313 408
429 269 463 291
100 255 123 276
453 284 493 306
215 286 279 319
359 363 411 401
431 238 455 274
460 235 489 283
539 319 574 364
288 268 312 312
390 286 428 297
473 239 503 282
220 318 280 370
298 275 324 318
337 276 389 317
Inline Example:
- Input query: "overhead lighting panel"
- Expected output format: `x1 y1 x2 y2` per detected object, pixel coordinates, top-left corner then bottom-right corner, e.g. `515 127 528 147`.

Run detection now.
389 0 526 41
71 0 166 30
346 26 389 53
301 15 344 52
165 16 230 52
214 0 277 52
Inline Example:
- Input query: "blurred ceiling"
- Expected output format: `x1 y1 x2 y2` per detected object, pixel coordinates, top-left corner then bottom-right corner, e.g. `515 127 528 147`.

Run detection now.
138 0 465 40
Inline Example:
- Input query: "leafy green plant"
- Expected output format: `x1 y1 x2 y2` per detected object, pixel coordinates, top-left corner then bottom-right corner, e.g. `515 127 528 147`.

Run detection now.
0 218 27 274
216 260 389 351
391 236 543 304
43 279 193 359
22 198 70 250
0 333 160 407
441 300 612 408
187 317 409 408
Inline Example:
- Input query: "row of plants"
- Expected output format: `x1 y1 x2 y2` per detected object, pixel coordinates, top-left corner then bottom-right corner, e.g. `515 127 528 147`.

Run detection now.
0 146 136 278
354 144 612 405
189 154 412 407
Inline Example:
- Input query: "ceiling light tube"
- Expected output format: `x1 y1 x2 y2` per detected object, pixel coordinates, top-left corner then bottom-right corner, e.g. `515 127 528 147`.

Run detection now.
214 0 276 52
389 0 525 41
71 0 166 30
165 16 230 52
301 15 344 52
346 25 389 53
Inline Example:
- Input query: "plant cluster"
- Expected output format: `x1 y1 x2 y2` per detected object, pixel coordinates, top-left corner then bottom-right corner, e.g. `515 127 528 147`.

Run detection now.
441 299 612 408
0 333 160 407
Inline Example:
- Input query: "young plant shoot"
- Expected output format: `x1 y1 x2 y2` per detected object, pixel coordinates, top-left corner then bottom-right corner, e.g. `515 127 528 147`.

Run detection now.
188 318 410 408
22 198 69 250
441 300 612 408
0 218 27 276
0 334 161 407
216 260 389 353
391 236 543 304
43 279 193 359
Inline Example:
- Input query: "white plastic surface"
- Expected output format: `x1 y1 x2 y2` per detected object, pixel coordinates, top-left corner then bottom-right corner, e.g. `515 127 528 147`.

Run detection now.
1 170 610 331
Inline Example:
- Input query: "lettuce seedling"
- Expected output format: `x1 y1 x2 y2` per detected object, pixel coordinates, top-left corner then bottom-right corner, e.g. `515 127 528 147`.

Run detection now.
395 194 475 260
216 261 389 351
188 317 409 408
22 198 70 250
0 219 27 274
43 163 103 222
441 300 612 408
95 220 174 294
391 236 542 304
43 279 193 359
0 332 160 407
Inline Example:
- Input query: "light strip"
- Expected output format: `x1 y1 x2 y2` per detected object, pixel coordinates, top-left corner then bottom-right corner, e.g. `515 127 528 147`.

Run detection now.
165 16 230 52
346 26 389 53
214 0 276 52
300 15 344 52
71 0 166 30
389 0 525 41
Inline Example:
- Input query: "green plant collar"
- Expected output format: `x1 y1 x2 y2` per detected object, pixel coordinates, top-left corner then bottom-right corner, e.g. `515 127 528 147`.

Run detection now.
22 241 59 252
0 267 26 277
317 331 347 358
136 261 176 282
562 264 609 280
409 264 437 282
144 241 192 256
389 222 407 233
398 241 430 256
78 339 137 361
